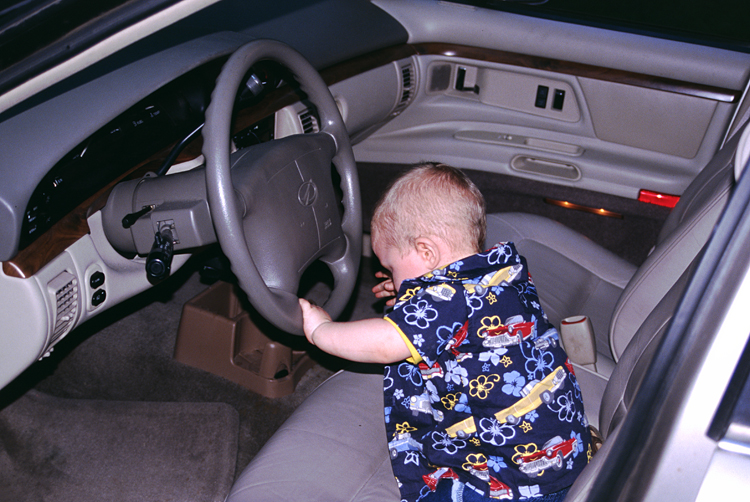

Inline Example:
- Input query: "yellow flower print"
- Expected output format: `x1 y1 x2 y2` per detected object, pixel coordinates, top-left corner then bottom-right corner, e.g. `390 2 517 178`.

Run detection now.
499 355 513 368
520 421 533 433
487 292 497 304
462 453 488 471
512 443 538 465
469 374 501 400
398 287 421 303
477 315 503 337
394 422 417 437
441 393 460 410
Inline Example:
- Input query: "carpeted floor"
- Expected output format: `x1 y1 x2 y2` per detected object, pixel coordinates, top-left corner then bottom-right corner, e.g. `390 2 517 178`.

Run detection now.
0 391 238 502
0 252 386 502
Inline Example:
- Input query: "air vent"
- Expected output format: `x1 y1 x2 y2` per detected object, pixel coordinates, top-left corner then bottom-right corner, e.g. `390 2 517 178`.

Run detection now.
393 62 416 115
47 271 79 344
298 109 319 134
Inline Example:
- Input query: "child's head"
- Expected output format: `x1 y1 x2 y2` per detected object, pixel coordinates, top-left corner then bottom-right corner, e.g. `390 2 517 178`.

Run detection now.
371 163 486 289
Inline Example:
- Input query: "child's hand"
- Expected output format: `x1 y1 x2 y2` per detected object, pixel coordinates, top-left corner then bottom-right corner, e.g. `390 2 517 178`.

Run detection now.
299 298 332 345
372 271 396 306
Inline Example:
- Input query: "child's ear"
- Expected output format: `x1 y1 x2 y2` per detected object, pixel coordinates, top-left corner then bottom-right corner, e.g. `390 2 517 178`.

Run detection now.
414 237 441 270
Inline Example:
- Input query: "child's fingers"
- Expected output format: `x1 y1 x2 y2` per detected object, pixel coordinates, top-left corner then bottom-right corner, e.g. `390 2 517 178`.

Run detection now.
372 282 395 297
372 285 388 296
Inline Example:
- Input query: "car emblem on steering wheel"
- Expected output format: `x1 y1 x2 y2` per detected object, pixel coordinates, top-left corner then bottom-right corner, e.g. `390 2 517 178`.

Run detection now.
298 181 318 206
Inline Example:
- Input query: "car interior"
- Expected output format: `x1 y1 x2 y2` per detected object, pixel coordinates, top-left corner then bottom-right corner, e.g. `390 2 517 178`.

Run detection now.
2 0 750 501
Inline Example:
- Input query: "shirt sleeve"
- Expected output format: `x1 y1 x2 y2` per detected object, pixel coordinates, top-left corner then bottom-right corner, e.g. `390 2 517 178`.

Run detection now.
384 281 467 364
383 317 423 364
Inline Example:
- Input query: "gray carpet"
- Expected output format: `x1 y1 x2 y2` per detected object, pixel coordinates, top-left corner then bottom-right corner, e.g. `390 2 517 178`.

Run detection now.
0 391 238 502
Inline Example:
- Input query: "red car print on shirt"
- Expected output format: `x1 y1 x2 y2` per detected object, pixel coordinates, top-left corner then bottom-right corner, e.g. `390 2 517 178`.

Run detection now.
489 477 514 500
518 436 577 477
418 361 444 379
481 315 536 349
445 321 473 361
423 467 459 491
464 461 514 500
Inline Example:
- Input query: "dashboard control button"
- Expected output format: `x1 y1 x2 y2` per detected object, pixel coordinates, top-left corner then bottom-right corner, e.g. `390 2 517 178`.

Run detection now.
90 271 105 289
91 289 106 307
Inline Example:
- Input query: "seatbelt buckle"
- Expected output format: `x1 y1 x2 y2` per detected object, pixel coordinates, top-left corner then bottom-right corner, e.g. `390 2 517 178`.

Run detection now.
560 315 597 372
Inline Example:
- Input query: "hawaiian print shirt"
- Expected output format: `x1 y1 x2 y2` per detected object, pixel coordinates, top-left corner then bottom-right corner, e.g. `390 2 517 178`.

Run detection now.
383 243 591 501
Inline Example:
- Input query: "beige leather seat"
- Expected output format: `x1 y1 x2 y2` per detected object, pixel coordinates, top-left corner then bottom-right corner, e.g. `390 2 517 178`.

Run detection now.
225 127 745 502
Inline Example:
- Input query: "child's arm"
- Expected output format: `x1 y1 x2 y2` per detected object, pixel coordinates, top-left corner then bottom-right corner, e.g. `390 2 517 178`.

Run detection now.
299 298 412 364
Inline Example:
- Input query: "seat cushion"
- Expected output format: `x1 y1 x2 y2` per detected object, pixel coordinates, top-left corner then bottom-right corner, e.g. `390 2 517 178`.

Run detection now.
226 368 400 502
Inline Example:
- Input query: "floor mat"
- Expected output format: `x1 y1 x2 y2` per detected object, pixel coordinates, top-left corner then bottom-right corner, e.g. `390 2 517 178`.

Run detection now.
0 390 239 502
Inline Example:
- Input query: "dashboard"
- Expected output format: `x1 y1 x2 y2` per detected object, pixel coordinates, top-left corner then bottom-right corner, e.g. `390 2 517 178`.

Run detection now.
0 0 412 390
18 58 289 254
0 33 414 390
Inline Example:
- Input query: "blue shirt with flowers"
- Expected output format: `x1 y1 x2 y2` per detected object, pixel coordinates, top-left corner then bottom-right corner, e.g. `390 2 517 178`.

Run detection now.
383 243 591 501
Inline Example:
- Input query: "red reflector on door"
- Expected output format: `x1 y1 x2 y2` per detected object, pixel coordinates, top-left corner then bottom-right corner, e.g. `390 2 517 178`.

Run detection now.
638 189 680 209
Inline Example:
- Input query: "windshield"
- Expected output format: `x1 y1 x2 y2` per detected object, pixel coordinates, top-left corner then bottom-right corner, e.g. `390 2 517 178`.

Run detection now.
0 0 182 95
453 0 750 53
0 0 134 71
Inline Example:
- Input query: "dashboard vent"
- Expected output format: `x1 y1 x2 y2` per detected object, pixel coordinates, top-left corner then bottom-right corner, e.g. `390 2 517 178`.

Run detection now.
47 271 79 344
393 62 416 115
298 109 319 134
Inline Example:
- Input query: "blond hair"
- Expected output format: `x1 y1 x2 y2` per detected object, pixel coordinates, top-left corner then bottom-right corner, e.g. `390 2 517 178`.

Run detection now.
371 163 486 255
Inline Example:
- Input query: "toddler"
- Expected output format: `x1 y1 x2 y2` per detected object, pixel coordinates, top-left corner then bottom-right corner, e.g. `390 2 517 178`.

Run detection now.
300 163 590 501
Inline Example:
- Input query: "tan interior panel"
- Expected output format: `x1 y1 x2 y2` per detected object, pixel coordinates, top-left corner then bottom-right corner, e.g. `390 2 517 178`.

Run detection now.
477 69 581 122
579 77 718 158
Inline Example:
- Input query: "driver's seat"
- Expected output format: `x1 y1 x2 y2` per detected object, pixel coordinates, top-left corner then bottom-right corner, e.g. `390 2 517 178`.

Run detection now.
225 126 745 502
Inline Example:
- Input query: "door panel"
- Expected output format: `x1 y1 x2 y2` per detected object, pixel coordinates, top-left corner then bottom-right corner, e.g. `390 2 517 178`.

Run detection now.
578 78 717 159
362 0 750 199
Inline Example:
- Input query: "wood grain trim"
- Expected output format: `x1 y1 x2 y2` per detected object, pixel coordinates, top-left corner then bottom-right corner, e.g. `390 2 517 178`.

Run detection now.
1 44 418 279
2 156 166 279
412 42 740 103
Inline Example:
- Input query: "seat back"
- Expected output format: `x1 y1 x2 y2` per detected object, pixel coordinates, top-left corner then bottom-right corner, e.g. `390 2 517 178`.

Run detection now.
608 131 740 361
568 125 750 500
599 262 694 437
563 265 694 501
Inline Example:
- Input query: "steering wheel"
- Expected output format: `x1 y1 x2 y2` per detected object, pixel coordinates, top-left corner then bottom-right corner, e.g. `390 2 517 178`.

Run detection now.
202 39 362 335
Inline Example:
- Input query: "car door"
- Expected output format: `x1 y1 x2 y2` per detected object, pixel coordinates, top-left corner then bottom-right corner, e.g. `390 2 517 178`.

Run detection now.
354 0 750 263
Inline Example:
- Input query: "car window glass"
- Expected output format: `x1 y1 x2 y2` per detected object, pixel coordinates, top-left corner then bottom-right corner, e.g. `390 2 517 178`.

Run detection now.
0 0 136 72
452 0 750 53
